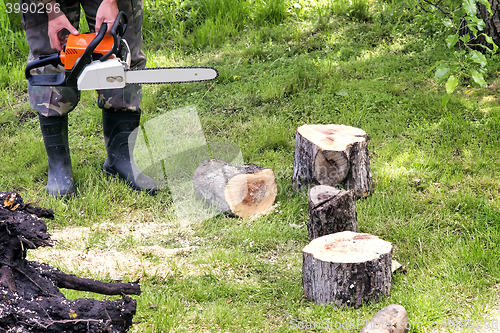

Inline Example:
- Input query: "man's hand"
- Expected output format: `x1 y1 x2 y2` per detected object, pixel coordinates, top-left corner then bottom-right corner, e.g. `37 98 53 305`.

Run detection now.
95 0 119 35
47 0 79 51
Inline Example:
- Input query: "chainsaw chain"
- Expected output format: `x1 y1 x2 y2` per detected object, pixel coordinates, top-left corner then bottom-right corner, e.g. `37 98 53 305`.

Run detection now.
124 66 219 84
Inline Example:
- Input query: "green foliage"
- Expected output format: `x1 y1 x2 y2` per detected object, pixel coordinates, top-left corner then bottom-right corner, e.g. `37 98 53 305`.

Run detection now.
144 0 253 49
0 0 29 64
2 0 24 32
423 0 498 106
0 0 9 31
143 0 375 50
253 0 289 25
333 0 372 22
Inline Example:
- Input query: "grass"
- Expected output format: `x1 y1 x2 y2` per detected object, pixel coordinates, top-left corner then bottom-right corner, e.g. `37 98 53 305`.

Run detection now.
1 0 500 331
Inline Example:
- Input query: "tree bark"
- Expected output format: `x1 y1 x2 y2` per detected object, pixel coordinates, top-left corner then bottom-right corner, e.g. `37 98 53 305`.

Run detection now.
292 124 373 198
307 185 357 241
302 231 392 308
460 0 500 52
359 304 408 333
193 159 277 218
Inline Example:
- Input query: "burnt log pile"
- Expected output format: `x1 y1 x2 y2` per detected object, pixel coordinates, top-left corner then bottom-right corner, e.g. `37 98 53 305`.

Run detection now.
0 192 140 333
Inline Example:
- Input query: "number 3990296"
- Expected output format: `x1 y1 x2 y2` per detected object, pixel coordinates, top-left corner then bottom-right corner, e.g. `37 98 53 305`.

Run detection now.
6 2 61 14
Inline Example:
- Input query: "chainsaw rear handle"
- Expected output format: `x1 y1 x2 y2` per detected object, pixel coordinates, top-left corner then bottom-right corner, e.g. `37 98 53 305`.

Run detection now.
25 53 65 86
25 11 128 87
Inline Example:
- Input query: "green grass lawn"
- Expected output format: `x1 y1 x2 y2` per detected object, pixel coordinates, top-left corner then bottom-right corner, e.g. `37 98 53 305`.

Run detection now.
1 0 500 332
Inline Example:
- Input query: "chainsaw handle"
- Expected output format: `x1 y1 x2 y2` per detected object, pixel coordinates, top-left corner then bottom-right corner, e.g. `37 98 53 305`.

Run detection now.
100 11 128 62
25 53 62 82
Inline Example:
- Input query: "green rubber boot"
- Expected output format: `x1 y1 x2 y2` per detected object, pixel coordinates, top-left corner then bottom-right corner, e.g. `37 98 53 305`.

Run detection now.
102 109 157 194
39 114 75 198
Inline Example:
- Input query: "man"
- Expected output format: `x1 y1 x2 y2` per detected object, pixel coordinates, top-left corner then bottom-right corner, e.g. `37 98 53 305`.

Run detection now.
22 0 156 197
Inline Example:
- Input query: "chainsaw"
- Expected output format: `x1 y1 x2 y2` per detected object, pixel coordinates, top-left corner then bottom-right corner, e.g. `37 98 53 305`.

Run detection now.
25 12 218 90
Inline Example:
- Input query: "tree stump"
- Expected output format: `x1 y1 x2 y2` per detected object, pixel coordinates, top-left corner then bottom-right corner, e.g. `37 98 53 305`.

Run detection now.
292 124 373 198
0 192 140 333
359 304 408 333
193 159 277 218
302 231 392 308
307 185 357 241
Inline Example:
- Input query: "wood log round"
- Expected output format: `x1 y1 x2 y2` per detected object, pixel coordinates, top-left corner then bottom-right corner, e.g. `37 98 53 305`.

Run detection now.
307 185 357 241
292 124 373 198
193 159 277 218
359 304 408 333
302 231 392 308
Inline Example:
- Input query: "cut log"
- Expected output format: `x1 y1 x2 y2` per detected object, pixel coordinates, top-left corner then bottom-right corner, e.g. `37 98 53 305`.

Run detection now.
193 159 277 218
302 231 392 308
307 185 357 241
359 304 408 333
292 124 373 198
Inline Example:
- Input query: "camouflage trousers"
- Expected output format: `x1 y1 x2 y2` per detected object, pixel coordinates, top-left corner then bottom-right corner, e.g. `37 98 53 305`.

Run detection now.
22 0 146 117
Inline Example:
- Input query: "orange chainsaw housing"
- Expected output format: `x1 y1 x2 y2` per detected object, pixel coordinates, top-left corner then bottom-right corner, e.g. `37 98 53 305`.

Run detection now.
60 33 115 70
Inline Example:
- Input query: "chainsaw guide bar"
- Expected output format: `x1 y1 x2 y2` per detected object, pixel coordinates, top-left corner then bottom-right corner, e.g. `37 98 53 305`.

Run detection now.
125 66 219 85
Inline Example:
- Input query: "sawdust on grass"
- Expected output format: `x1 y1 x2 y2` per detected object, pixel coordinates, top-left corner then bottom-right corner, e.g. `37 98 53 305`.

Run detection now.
27 221 204 280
